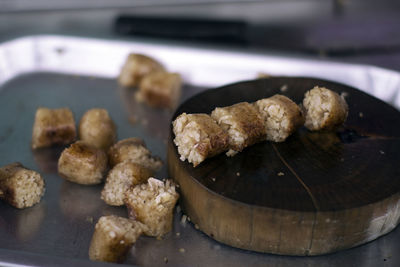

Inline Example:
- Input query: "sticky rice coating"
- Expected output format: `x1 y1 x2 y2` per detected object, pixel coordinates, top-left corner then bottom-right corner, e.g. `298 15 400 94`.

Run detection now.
0 162 45 209
89 215 144 263
173 113 229 167
124 178 179 238
101 161 153 206
108 138 163 171
211 102 266 155
254 94 304 142
303 86 348 131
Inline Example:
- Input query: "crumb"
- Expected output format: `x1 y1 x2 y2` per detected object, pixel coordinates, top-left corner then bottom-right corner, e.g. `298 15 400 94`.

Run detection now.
211 177 216 182
181 214 187 224
128 115 137 125
176 232 181 237
380 150 385 155
280 84 288 92
236 172 240 176
359 112 364 118
277 172 285 176
194 224 199 230
164 256 168 263
179 248 185 253
187 217 191 222
86 216 94 224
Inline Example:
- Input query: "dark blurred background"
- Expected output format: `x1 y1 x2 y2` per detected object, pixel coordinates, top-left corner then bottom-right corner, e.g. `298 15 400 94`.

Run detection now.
1 0 400 70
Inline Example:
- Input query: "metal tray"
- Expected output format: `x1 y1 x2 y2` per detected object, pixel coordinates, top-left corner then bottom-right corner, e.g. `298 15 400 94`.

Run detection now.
0 35 399 267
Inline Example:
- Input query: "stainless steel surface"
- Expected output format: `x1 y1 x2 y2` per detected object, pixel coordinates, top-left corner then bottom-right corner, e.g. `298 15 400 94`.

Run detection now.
0 35 400 266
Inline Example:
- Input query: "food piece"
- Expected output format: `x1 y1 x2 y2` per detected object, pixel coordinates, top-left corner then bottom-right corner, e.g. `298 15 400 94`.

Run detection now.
172 113 229 167
303 86 348 131
79 108 117 150
254 94 304 142
108 138 162 171
136 71 182 108
0 162 45 209
124 178 179 238
101 161 153 206
58 141 108 185
31 107 76 149
211 102 265 156
89 215 144 263
118 53 165 88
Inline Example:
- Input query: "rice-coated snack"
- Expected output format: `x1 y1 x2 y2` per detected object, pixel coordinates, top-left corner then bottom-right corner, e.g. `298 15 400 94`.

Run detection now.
101 161 153 206
32 107 76 149
211 102 266 156
0 162 45 209
136 71 182 108
118 53 165 88
254 94 304 142
89 215 144 263
124 178 179 238
79 108 117 150
58 141 108 185
173 113 229 167
303 86 348 131
108 138 162 171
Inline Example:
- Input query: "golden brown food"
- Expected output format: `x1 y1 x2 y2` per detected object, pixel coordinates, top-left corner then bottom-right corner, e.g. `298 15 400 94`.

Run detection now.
254 94 304 142
79 108 117 150
136 71 182 108
58 141 108 185
303 86 348 131
108 138 162 171
0 162 45 209
124 178 179 238
173 113 229 167
31 107 76 149
101 161 153 206
118 53 165 88
89 215 144 263
211 102 265 156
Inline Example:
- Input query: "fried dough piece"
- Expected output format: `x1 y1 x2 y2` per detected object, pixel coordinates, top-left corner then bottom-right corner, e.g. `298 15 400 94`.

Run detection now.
0 162 45 209
101 161 153 206
303 86 348 131
211 102 265 156
79 108 117 150
89 215 144 263
124 178 179 238
173 113 229 167
108 138 162 171
136 71 182 109
118 53 165 88
32 107 76 149
254 94 304 142
58 141 108 185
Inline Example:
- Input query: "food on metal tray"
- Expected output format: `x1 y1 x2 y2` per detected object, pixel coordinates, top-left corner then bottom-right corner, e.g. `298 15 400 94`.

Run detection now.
173 113 229 167
0 162 45 209
58 141 108 185
254 94 304 142
101 161 153 206
108 138 162 171
136 71 182 109
124 178 179 238
303 86 348 131
118 53 165 88
31 107 76 149
211 102 266 156
79 108 117 150
89 215 144 263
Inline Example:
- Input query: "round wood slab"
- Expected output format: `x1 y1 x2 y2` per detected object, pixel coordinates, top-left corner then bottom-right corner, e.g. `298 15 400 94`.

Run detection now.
167 77 400 256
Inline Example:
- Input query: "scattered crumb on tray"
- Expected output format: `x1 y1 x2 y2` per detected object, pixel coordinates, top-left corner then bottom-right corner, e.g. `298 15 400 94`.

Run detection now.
278 172 285 176
280 84 288 92
179 248 185 253
359 112 364 118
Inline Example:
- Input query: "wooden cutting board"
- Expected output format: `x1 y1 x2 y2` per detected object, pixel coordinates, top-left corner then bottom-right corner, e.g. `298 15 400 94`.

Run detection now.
167 77 400 256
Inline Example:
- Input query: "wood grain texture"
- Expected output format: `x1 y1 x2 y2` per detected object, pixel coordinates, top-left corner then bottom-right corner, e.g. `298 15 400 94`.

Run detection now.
167 77 400 255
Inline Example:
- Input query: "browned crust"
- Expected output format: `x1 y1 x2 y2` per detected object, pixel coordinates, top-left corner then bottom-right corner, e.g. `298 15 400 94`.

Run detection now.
31 107 76 149
108 138 146 167
212 102 266 152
